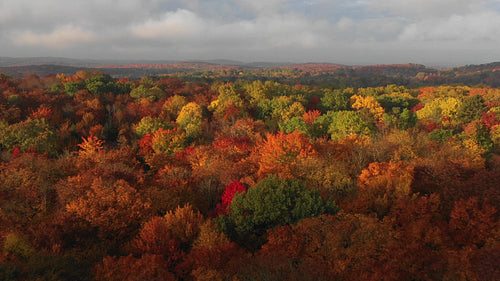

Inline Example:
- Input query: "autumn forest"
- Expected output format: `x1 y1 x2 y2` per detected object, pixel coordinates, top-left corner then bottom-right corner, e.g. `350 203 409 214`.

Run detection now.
0 64 500 280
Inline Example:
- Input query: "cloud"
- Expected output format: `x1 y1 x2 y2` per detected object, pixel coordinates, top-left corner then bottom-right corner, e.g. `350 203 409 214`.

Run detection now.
0 0 165 31
129 9 332 50
236 0 290 15
0 0 499 65
366 0 490 18
132 9 205 39
398 11 500 42
14 26 95 48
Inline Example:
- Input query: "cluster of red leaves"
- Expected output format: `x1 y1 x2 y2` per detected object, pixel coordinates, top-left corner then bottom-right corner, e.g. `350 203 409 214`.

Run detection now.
411 102 424 113
213 181 246 216
482 111 499 129
138 133 154 155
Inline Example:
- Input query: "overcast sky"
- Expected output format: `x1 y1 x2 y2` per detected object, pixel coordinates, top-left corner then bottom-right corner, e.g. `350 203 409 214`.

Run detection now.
1 0 500 66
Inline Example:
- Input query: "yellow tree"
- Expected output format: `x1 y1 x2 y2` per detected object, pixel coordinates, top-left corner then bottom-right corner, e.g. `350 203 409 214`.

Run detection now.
280 101 306 122
177 102 203 139
350 95 385 123
350 161 415 218
416 97 462 126
161 95 188 121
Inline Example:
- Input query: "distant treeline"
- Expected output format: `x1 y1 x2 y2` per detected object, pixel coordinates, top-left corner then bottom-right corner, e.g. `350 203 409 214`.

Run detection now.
2 61 500 88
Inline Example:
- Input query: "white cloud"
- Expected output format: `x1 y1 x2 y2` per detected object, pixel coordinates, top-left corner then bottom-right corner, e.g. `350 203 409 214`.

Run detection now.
236 0 290 15
0 0 499 65
129 9 331 51
132 9 205 39
14 26 95 48
0 0 164 31
398 11 500 42
336 17 355 31
366 0 490 18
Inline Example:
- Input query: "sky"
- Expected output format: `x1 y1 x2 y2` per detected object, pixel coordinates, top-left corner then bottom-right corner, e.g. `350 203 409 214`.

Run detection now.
1 0 500 66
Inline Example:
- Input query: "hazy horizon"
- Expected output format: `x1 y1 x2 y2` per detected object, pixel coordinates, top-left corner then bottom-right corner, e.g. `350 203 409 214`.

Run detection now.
2 55 498 70
1 0 499 67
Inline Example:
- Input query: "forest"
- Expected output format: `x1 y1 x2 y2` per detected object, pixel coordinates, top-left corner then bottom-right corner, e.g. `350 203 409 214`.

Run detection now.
0 68 499 280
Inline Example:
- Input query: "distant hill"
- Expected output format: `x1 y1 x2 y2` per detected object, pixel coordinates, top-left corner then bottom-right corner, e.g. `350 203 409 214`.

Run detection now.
1 57 500 87
0 57 178 68
96 62 240 71
278 63 346 73
0 64 94 78
0 62 240 79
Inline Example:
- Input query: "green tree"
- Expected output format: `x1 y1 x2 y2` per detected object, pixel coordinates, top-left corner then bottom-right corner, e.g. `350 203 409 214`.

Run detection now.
208 83 244 119
134 116 172 138
83 75 112 95
255 99 274 121
7 95 22 106
312 111 336 137
64 81 85 97
328 111 374 140
462 120 494 156
457 95 487 123
0 118 57 156
429 129 455 143
85 80 107 95
376 94 419 113
216 175 338 248
279 117 309 136
397 108 418 130
256 96 306 130
320 89 350 112
130 85 165 102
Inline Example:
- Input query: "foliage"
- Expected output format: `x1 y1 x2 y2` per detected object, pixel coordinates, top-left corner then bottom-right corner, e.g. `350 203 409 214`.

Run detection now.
77 135 105 157
416 97 462 125
3 233 34 260
278 116 309 136
327 111 374 140
214 181 246 216
320 89 350 112
176 102 203 140
208 83 244 119
351 94 385 123
161 95 188 121
130 85 166 102
0 71 500 280
457 94 487 123
429 129 456 143
151 127 186 155
216 175 338 247
351 161 415 218
93 254 176 281
254 130 315 177
0 118 57 155
397 108 418 129
134 116 172 138
65 177 150 239
376 92 420 113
